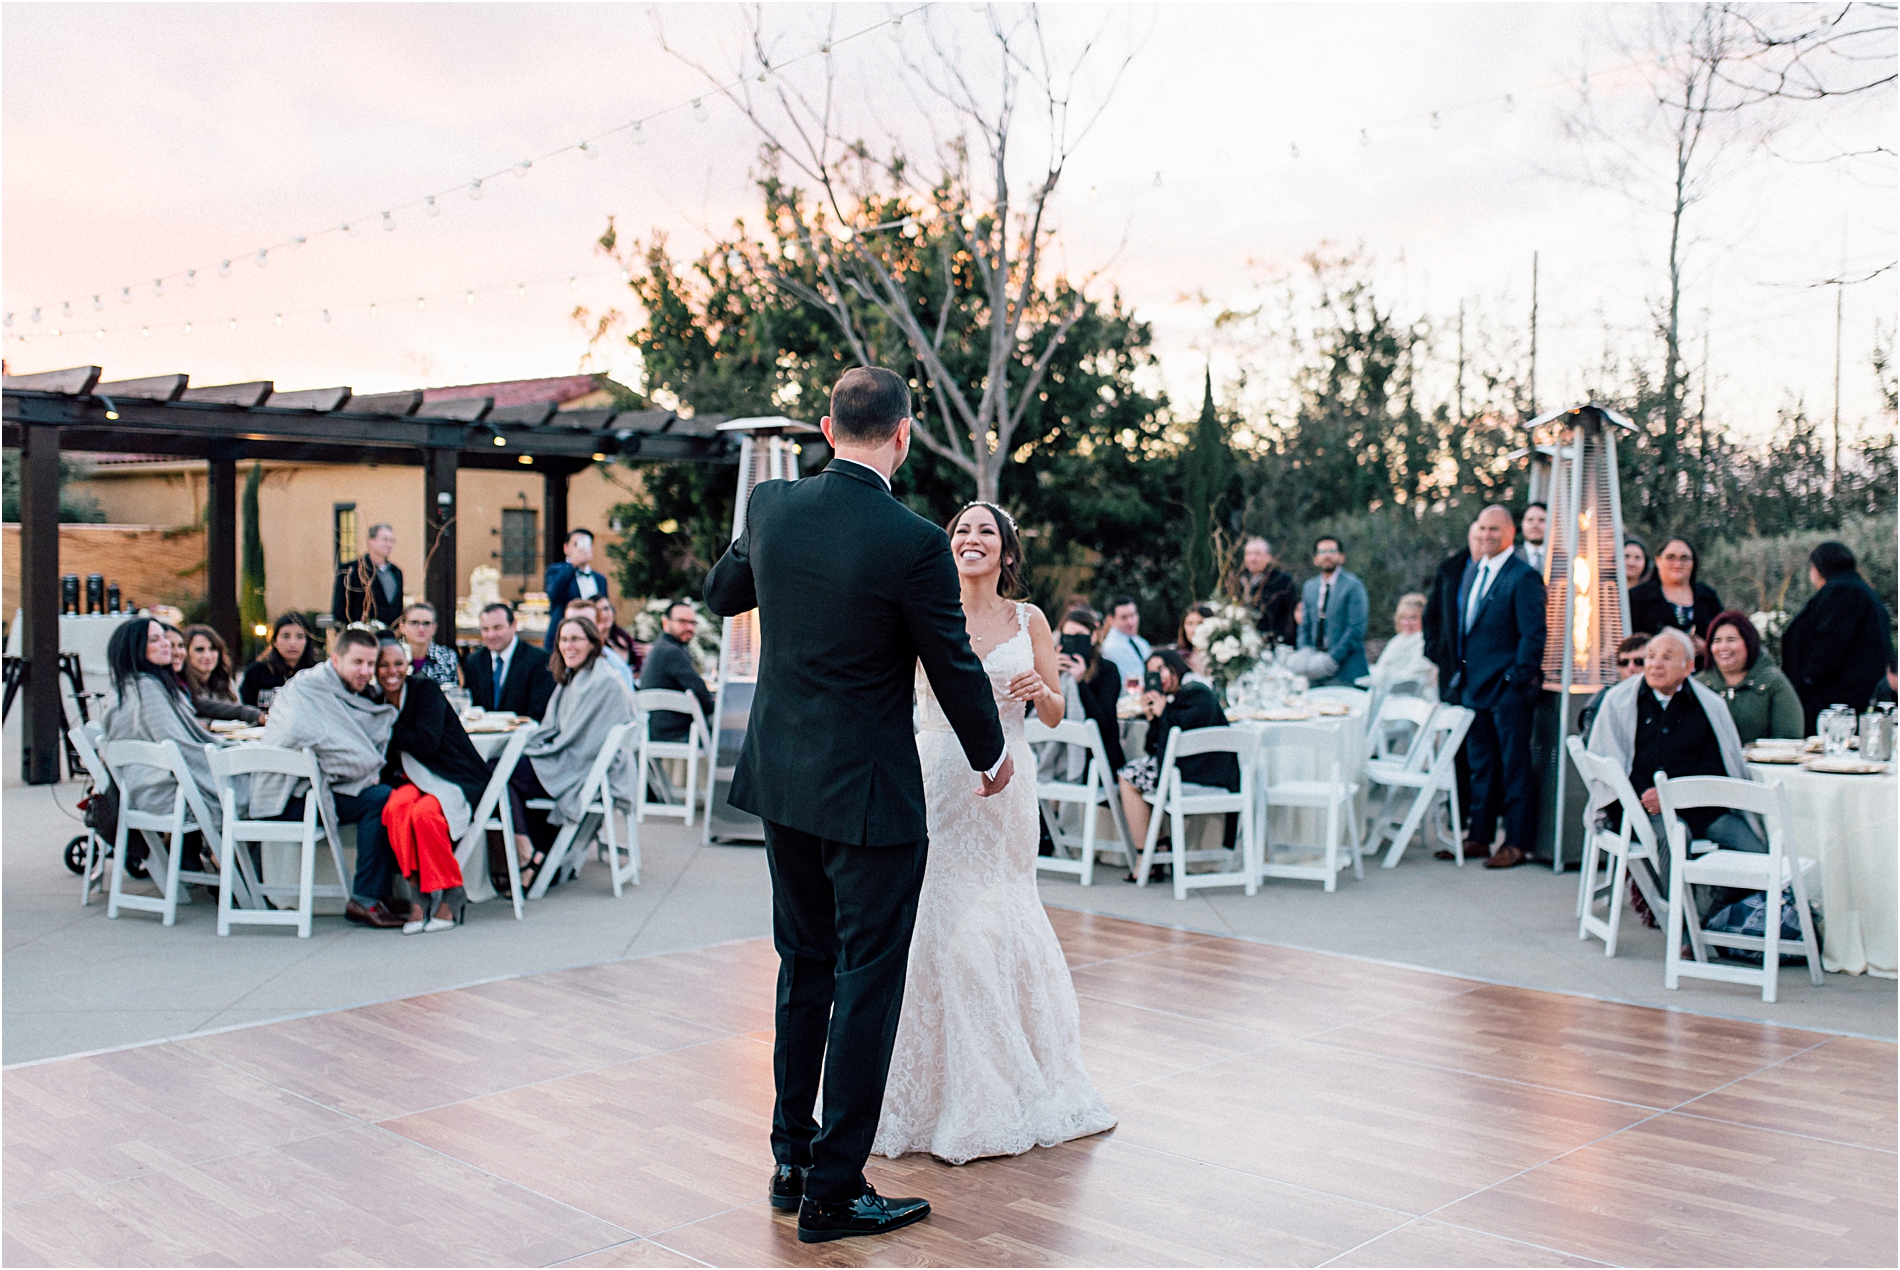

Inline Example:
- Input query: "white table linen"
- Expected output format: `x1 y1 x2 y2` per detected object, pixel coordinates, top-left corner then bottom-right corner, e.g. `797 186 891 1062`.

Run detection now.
1747 761 1897 977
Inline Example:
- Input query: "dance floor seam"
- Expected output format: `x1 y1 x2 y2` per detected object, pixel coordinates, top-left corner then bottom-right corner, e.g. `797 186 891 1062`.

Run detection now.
5 910 1892 1268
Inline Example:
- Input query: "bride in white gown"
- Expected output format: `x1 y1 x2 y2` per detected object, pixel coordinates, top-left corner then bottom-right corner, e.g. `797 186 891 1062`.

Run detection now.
873 502 1116 1165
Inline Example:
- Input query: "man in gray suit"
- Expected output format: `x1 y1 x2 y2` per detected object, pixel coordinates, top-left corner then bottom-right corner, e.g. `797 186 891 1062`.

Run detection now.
1295 536 1369 687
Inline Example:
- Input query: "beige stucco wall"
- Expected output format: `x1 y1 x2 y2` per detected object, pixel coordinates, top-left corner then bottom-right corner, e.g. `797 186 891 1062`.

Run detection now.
70 459 649 622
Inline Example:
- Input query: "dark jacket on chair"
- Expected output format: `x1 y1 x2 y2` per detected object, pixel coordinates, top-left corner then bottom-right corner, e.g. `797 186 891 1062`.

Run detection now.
462 637 557 722
1145 680 1240 792
1454 552 1547 709
1781 571 1896 733
381 675 489 810
704 460 1004 846
638 632 715 743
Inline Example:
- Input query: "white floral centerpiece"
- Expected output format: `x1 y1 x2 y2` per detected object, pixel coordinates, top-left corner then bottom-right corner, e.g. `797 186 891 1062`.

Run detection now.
1190 602 1266 696
632 597 723 678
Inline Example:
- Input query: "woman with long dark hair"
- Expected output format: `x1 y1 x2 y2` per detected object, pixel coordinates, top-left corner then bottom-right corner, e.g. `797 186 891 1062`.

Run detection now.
373 640 482 932
239 613 320 706
181 625 262 724
101 616 231 851
1046 607 1125 776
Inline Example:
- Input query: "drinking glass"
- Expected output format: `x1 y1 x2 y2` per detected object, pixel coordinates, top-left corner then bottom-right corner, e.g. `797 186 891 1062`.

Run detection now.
1819 705 1856 757
257 689 276 711
1860 711 1894 764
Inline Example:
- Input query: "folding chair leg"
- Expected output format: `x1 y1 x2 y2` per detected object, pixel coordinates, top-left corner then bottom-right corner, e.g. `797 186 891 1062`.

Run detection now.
1241 801 1258 897
683 751 697 829
297 832 316 938
1347 796 1364 881
1080 793 1097 887
1603 852 1627 958
160 828 185 927
1665 876 1685 990
107 822 129 918
1322 799 1339 893
1170 805 1189 901
1763 881 1782 1004
217 833 236 937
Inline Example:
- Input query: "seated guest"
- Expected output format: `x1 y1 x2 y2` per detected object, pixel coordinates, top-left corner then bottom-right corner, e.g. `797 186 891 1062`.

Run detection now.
462 602 557 721
1580 633 1651 740
506 617 637 893
240 613 320 706
593 595 643 675
101 616 232 862
161 622 188 682
396 602 461 690
1174 603 1217 681
1780 540 1897 732
1117 649 1239 851
1368 592 1438 702
1628 536 1723 647
373 640 485 934
1623 535 1654 589
1696 611 1802 745
569 598 634 693
1296 536 1370 687
1586 628 1764 915
1042 607 1126 781
249 628 404 929
637 600 715 742
1099 597 1152 694
181 625 262 723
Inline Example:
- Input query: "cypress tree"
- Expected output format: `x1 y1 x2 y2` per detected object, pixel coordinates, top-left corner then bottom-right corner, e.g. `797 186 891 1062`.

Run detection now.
1181 368 1233 602
239 462 268 659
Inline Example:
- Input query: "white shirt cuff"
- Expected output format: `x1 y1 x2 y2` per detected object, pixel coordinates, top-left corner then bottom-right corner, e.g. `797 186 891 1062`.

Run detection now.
983 753 1006 781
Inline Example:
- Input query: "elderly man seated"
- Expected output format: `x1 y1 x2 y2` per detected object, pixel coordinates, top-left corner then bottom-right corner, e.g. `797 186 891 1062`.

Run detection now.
1585 627 1766 916
248 627 404 928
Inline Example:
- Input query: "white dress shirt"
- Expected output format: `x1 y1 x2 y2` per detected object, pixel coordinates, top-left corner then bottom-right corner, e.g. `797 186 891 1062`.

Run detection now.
831 457 892 489
486 636 519 709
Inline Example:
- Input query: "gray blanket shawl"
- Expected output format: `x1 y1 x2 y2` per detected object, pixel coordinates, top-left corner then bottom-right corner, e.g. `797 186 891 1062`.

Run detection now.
101 675 232 839
250 663 396 846
1584 674 1759 835
524 659 636 825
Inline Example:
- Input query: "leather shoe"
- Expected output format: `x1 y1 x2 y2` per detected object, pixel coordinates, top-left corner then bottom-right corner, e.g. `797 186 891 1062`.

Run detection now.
797 1184 930 1243
1485 845 1528 869
768 1164 808 1213
1435 842 1490 861
345 899 405 929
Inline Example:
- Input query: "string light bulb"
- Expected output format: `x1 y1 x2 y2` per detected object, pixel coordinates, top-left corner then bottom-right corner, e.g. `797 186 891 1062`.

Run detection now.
218 259 232 277
184 269 197 286
62 301 73 318
121 287 133 304
580 139 600 159
888 14 903 39
416 296 427 310
569 275 579 290
255 247 268 266
1152 171 1162 186
631 121 646 145
274 313 284 326
1 313 10 328
228 318 238 331
469 178 484 200
1359 128 1370 146
94 328 105 341
141 325 150 338
692 98 708 123
819 38 831 53
1290 142 1300 158
322 309 332 323
518 454 533 465
369 302 378 317
343 221 359 237
425 195 440 217
382 212 397 231
1580 71 1591 96
1430 111 1441 129
492 434 506 446
292 235 306 248
152 279 165 297
1503 94 1515 112
515 158 532 177
517 283 527 298
183 322 192 335
92 295 103 311
466 290 476 305
29 307 41 323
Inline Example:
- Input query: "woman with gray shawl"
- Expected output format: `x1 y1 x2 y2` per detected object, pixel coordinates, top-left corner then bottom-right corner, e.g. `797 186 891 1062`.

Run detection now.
506 615 636 893
100 616 233 868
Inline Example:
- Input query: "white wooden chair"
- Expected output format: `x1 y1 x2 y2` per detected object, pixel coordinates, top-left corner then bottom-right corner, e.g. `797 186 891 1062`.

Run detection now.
1363 696 1438 788
1256 723 1362 891
525 721 639 900
457 724 535 920
1566 738 1669 957
69 719 113 906
1368 706 1473 868
1655 772 1823 1003
102 738 248 926
634 690 714 829
205 745 330 938
1133 725 1259 900
1027 716 1135 885
1305 686 1369 712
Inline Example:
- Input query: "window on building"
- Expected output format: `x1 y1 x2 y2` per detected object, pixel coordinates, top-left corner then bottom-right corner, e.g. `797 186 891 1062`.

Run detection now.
333 503 357 568
500 508 538 578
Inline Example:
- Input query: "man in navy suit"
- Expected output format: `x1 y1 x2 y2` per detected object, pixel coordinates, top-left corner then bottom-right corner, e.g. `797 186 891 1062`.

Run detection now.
1451 505 1547 869
544 529 608 649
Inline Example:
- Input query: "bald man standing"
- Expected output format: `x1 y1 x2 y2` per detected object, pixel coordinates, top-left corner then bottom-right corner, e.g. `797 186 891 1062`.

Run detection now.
1451 505 1547 869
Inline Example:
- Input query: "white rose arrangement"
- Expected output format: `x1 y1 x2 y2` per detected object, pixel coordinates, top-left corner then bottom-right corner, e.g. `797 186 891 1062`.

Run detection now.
1190 602 1266 692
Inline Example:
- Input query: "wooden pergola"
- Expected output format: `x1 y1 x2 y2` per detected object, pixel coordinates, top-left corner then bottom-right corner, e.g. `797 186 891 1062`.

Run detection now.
2 363 737 784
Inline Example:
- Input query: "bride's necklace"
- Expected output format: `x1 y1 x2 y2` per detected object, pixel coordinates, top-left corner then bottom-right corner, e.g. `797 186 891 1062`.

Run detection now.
965 597 1017 659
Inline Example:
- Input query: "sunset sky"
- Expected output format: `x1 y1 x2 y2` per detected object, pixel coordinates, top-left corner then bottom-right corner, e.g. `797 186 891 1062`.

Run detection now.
4 3 1893 444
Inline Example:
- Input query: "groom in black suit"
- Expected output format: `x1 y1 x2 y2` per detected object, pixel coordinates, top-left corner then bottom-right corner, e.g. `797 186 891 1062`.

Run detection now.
705 367 1009 1243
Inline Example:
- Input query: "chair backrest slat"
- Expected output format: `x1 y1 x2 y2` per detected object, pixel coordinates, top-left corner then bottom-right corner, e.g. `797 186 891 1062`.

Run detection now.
1171 724 1259 760
1567 736 1658 855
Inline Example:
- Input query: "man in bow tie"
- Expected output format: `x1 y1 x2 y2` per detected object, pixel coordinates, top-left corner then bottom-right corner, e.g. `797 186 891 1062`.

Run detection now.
544 528 607 649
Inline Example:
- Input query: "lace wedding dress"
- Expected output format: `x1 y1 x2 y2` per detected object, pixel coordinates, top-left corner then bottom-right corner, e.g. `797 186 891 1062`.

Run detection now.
873 602 1117 1164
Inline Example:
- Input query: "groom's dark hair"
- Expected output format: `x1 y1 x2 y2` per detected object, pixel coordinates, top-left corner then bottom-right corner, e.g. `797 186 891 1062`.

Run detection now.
828 367 910 443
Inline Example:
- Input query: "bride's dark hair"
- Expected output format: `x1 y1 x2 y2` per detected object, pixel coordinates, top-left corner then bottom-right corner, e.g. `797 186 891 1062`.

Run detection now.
946 502 1024 600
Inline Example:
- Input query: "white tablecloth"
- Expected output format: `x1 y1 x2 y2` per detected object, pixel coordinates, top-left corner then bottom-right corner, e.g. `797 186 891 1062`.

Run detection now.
5 611 136 682
1748 762 1898 977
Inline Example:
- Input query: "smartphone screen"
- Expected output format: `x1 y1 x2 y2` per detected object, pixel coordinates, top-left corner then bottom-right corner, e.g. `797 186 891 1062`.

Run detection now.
1059 633 1092 660
1143 669 1164 695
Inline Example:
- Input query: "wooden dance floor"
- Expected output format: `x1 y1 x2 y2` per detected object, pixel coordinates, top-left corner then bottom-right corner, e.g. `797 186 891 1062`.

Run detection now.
4 909 1893 1267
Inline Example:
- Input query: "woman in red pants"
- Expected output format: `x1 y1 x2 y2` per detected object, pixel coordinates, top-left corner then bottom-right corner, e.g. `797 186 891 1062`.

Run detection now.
375 640 489 933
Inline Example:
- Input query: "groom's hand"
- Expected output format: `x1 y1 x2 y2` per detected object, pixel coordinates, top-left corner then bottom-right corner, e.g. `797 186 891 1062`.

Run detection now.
977 753 1014 798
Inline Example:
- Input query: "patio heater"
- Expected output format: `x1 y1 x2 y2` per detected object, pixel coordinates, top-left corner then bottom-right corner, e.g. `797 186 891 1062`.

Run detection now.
1531 402 1636 874
703 416 818 844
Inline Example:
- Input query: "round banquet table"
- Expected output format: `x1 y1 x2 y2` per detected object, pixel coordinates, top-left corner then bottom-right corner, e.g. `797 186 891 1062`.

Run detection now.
1747 761 1898 977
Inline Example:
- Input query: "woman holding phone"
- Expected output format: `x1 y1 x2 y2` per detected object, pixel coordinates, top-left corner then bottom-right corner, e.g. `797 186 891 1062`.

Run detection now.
1048 608 1126 776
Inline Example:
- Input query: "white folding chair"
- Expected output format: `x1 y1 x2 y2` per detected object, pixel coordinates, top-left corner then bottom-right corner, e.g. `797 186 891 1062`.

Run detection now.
1256 723 1362 891
1133 725 1259 899
634 690 714 829
1567 738 1668 957
204 745 330 938
1305 686 1369 711
525 721 638 900
1027 717 1136 885
1656 773 1823 1003
68 719 113 906
1368 706 1474 868
458 724 535 920
102 739 246 926
1363 695 1438 786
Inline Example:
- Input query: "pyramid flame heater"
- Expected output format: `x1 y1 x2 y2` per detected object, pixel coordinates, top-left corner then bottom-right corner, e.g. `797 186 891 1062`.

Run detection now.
1531 402 1635 874
704 416 817 844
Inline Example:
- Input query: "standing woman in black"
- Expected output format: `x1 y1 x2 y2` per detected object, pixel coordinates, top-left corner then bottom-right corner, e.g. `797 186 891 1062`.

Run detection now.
1628 536 1723 649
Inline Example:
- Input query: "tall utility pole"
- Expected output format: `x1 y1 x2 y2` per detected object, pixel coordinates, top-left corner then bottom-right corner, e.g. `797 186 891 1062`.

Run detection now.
1528 251 1540 417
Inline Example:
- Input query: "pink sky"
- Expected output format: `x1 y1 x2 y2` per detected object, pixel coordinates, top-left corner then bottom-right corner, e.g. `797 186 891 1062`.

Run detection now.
5 3 1893 444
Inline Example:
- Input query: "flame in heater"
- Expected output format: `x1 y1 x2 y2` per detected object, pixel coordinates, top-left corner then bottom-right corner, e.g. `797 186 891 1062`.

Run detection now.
1572 509 1594 668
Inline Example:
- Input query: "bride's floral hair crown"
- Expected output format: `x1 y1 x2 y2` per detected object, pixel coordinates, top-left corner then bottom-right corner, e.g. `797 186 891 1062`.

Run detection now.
946 500 1025 599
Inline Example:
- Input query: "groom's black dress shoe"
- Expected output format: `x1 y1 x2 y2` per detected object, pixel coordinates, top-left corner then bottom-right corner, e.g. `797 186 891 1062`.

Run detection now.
768 1165 808 1213
796 1185 930 1243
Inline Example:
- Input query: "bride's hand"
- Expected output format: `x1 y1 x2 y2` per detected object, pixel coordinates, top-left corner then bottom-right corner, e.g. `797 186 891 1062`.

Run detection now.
1005 669 1051 703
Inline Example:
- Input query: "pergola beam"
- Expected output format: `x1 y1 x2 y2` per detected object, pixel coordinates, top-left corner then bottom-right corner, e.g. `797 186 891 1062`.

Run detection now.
18 423 62 784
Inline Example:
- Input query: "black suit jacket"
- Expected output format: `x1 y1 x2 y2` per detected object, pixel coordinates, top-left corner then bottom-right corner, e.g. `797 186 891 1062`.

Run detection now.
1454 552 1547 710
332 555 405 627
1781 573 1896 730
637 633 715 742
1422 548 1471 688
704 461 1005 846
462 638 557 721
542 561 608 648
